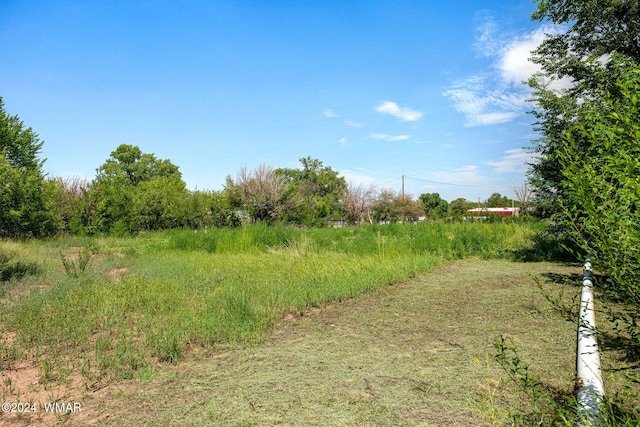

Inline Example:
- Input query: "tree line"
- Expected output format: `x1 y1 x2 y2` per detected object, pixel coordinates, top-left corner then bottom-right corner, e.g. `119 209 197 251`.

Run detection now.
0 100 522 237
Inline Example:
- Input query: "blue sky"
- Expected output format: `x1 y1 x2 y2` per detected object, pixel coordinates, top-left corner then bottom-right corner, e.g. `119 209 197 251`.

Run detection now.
1 0 553 202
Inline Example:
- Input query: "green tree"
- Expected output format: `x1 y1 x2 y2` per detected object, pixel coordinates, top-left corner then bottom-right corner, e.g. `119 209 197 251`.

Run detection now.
276 157 347 226
90 144 187 234
0 98 56 237
370 190 424 223
528 0 640 218
396 195 425 222
184 190 240 228
96 144 181 186
418 192 448 219
557 56 640 304
448 198 474 218
371 189 401 223
47 176 93 235
525 2 640 417
485 192 510 208
529 53 640 425
135 176 187 230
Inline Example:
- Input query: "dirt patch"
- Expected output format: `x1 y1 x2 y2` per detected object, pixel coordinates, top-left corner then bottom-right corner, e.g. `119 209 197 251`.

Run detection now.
108 268 128 281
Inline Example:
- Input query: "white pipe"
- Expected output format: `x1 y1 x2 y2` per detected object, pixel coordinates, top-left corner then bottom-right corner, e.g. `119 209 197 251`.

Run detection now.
577 257 605 426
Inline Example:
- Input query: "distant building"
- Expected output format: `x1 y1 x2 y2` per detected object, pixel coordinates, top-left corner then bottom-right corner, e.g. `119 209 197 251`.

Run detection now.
466 207 520 216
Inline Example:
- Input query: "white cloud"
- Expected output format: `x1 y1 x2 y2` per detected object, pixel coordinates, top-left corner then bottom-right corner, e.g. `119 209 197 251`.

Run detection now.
444 23 571 126
323 108 338 118
344 120 363 127
370 133 411 142
339 169 377 187
339 137 347 143
443 87 520 126
473 17 501 56
376 101 423 122
485 148 538 173
431 165 486 187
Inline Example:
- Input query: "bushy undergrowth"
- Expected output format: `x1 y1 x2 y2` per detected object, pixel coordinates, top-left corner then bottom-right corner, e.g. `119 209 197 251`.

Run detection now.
0 248 40 283
1 222 539 383
165 220 541 258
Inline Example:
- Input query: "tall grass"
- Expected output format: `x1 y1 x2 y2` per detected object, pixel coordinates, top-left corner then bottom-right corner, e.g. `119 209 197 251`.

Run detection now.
1 221 540 382
165 221 540 258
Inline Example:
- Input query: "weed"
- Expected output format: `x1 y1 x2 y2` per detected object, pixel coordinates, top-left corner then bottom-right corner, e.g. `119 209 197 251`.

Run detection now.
493 335 576 426
60 247 92 278
0 248 39 282
153 332 182 364
39 359 57 385
0 339 19 370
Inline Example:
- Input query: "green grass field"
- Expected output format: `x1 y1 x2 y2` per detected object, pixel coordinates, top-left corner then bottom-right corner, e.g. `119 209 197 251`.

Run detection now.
1 221 637 425
1 222 539 380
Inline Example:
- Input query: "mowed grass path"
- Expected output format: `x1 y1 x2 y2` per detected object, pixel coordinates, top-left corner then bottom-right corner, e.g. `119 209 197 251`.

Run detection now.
89 259 578 427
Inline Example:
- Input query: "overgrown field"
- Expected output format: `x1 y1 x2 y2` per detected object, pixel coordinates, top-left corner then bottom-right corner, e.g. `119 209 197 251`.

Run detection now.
0 221 541 388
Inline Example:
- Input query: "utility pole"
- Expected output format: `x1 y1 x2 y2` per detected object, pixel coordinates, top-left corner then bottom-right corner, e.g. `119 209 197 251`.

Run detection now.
401 175 405 200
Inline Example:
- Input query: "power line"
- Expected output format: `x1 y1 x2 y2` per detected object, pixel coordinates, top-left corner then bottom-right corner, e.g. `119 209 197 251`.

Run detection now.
403 175 512 191
376 177 402 187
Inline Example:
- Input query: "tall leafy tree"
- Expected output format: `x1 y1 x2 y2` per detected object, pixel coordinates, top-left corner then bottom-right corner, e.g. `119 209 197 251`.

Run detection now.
526 3 640 414
418 192 448 219
528 0 640 218
371 189 401 223
485 192 511 208
90 144 186 234
0 98 56 237
557 56 640 303
96 144 181 186
448 198 474 218
370 190 424 223
276 157 347 226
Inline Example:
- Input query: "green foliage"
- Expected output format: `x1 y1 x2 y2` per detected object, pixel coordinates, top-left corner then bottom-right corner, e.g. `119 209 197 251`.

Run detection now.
369 190 425 223
59 247 92 278
371 189 401 223
87 144 189 234
46 176 93 235
485 192 511 208
448 198 474 217
528 0 640 219
0 98 57 238
276 156 347 226
0 248 39 282
418 192 448 219
183 189 240 229
557 56 640 306
96 144 181 186
0 98 45 172
135 176 187 230
526 6 640 418
493 335 576 426
531 1 640 68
